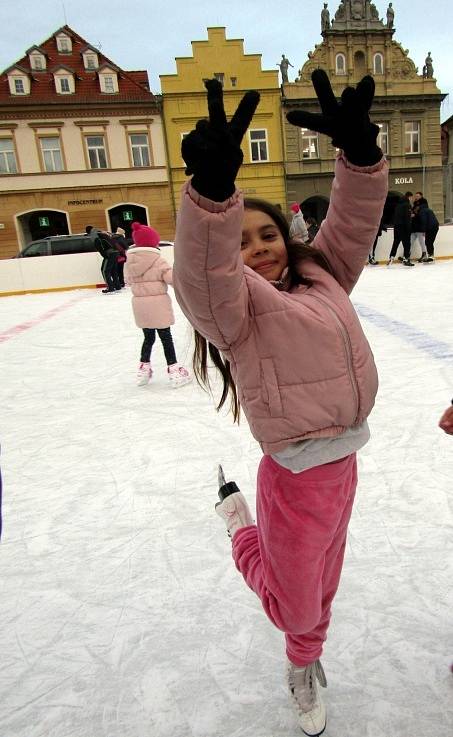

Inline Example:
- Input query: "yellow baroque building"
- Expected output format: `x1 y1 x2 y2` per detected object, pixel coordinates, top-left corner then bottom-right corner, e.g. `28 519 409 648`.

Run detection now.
160 27 287 212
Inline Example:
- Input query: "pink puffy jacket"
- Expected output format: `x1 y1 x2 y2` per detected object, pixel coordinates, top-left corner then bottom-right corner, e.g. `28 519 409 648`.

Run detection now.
124 247 174 329
173 155 389 454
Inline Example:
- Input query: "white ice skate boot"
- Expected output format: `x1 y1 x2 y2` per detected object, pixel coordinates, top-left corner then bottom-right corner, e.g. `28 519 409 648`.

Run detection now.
287 659 327 737
137 362 152 386
167 363 192 388
215 465 254 539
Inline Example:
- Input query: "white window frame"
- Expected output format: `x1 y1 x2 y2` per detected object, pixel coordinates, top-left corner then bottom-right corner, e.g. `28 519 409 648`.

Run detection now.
249 129 269 162
14 78 25 94
377 122 389 155
59 77 71 94
101 74 116 94
335 53 347 75
405 121 421 154
301 129 319 159
129 133 151 167
373 52 384 75
30 53 45 71
56 35 72 53
86 135 108 169
40 136 64 172
0 138 18 174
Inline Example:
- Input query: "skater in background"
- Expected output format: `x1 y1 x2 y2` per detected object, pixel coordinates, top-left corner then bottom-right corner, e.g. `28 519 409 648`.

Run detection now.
417 197 439 263
368 215 387 264
305 216 319 242
174 72 387 736
124 222 191 388
86 225 122 292
387 192 414 267
289 202 309 243
113 227 129 287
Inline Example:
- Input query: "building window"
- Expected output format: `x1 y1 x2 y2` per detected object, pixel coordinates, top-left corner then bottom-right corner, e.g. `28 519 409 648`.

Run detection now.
373 53 384 75
103 75 115 93
14 78 25 94
249 129 269 162
335 53 346 75
377 122 389 155
301 129 319 159
0 138 18 174
60 77 71 93
214 73 224 86
40 137 63 172
130 134 150 167
231 76 237 87
86 54 97 69
405 121 420 154
86 135 108 169
33 56 43 70
57 35 72 53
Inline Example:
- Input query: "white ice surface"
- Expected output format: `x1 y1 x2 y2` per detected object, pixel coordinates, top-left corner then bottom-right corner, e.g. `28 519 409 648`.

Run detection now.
0 262 452 737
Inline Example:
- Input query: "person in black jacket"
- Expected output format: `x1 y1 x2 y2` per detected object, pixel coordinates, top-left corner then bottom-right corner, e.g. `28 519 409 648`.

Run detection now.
368 215 387 264
417 198 439 262
112 227 129 287
86 225 121 293
387 192 414 266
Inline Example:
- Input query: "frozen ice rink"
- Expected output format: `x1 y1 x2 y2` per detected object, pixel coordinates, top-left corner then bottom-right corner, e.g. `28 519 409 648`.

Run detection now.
1 261 452 737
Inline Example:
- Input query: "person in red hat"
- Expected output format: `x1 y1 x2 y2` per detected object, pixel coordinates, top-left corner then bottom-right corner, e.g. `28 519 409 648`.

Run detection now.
124 222 191 388
289 203 309 243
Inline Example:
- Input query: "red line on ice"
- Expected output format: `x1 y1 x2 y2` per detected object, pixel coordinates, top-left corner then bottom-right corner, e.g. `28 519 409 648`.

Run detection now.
0 292 91 344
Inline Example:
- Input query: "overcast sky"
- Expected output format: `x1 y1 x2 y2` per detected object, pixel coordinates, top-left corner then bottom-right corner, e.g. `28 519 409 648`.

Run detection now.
1 0 451 122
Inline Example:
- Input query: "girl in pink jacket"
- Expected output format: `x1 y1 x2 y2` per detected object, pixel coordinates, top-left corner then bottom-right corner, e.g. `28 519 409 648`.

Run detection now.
124 222 191 388
174 72 388 736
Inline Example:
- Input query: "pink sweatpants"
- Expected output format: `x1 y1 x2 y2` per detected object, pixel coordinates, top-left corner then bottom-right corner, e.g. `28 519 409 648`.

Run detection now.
232 453 357 666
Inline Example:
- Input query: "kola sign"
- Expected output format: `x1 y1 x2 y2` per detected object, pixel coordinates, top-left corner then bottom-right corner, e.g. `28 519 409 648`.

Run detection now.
394 177 414 185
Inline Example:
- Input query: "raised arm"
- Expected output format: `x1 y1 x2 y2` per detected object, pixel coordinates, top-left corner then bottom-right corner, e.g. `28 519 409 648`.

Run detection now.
173 80 260 350
287 70 388 293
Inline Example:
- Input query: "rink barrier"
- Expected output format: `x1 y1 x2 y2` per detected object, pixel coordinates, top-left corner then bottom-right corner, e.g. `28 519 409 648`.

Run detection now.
0 234 451 297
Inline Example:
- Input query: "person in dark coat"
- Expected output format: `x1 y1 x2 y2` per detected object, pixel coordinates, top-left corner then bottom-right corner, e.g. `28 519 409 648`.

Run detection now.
417 198 439 262
305 216 319 243
112 227 129 287
387 192 414 267
86 225 121 293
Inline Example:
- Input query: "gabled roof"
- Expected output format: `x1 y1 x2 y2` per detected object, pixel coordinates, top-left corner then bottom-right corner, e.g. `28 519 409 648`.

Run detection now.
0 25 156 106
25 45 47 56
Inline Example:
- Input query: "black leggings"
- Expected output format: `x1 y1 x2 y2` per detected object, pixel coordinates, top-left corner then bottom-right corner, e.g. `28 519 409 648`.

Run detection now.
141 327 177 365
425 226 439 257
389 226 411 259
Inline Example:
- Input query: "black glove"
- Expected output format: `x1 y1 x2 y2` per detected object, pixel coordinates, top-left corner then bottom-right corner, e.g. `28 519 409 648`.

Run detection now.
286 69 382 167
181 79 260 202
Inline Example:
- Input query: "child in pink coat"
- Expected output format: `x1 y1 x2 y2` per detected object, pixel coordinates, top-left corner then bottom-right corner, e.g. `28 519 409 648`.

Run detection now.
124 222 191 388
173 73 388 736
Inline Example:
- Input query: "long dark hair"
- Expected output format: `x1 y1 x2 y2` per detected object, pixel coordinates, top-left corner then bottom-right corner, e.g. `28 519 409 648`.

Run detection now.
193 198 333 422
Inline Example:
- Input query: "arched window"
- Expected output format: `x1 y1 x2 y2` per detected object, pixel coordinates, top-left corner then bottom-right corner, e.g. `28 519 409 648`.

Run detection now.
373 53 384 75
335 53 347 75
354 51 366 77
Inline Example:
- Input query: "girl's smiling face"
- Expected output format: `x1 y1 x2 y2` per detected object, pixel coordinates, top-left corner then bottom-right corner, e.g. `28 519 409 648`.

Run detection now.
241 208 288 282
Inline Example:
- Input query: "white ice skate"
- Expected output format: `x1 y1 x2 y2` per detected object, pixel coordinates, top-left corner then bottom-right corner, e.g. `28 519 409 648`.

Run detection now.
287 659 327 737
137 362 152 386
215 465 253 539
167 363 192 388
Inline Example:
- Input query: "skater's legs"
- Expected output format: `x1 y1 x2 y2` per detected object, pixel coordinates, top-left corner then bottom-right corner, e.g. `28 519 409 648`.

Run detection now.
157 327 177 366
232 454 357 666
141 328 156 363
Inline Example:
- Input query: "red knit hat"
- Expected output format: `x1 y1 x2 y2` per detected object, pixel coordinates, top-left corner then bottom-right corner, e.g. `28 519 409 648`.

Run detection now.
290 203 300 213
131 221 160 248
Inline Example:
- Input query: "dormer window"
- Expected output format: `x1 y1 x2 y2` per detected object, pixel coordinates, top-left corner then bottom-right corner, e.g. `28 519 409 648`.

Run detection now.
7 70 30 95
56 33 72 53
82 48 99 70
99 69 118 94
373 52 384 75
53 68 75 94
29 51 46 71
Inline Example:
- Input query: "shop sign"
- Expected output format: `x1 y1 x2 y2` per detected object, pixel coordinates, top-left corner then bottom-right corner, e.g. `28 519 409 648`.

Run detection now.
122 210 133 221
394 177 414 185
38 216 50 227
67 199 104 205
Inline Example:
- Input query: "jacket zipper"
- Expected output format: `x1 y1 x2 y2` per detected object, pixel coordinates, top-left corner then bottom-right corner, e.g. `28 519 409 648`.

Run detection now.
309 293 360 423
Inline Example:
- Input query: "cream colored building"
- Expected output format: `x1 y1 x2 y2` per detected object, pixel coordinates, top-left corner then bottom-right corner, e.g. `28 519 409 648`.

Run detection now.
282 1 446 224
160 27 287 212
0 26 174 259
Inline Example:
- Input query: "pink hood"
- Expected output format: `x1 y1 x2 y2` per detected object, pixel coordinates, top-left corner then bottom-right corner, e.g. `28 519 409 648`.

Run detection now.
173 155 389 454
